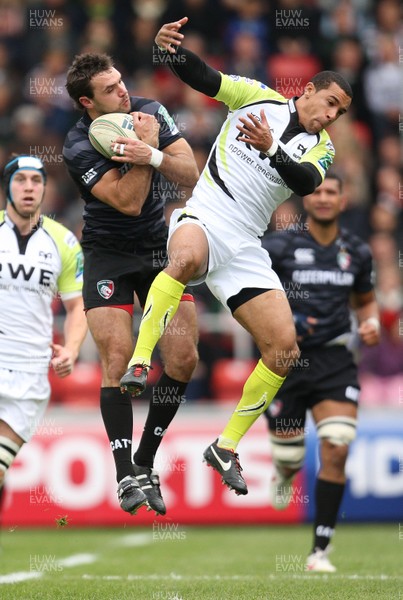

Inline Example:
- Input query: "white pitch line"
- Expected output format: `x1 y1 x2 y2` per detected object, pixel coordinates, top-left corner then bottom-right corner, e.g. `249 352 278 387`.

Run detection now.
82 574 255 581
268 573 403 581
0 534 151 585
81 572 403 582
0 553 98 585
56 553 98 568
0 572 42 584
115 533 154 547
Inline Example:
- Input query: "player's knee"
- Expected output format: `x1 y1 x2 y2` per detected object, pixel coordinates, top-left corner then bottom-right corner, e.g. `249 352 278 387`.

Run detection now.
96 337 132 384
270 433 306 473
103 353 131 385
168 246 201 280
165 343 198 381
276 320 299 357
173 346 198 378
317 416 357 469
267 337 299 376
317 416 357 446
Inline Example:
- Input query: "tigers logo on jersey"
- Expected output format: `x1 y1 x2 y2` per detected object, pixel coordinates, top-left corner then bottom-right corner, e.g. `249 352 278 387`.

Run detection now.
97 279 114 299
337 249 351 271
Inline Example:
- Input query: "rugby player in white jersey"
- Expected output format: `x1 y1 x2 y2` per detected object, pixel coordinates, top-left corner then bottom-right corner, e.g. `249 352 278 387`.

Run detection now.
120 17 352 495
0 155 87 515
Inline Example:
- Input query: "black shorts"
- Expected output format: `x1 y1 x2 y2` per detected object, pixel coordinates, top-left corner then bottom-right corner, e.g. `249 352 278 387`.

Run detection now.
266 345 360 433
81 231 168 310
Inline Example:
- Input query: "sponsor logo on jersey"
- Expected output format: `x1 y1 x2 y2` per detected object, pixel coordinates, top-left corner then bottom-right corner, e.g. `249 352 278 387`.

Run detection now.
229 75 240 81
318 151 334 172
292 143 307 160
97 279 114 299
292 269 354 286
119 163 132 176
158 105 179 134
345 386 359 402
64 231 78 248
0 261 53 287
337 248 351 270
325 140 335 153
82 168 97 184
39 251 52 260
75 251 84 280
294 248 315 264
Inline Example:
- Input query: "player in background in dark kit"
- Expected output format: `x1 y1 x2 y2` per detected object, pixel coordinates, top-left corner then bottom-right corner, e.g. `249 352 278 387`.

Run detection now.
63 53 199 516
264 172 380 572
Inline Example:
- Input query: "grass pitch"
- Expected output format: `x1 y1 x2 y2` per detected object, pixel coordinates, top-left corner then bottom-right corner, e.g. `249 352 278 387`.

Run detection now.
0 523 401 599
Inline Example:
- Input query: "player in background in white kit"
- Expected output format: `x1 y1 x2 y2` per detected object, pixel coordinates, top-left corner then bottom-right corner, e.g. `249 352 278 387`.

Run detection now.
120 17 352 496
0 154 87 518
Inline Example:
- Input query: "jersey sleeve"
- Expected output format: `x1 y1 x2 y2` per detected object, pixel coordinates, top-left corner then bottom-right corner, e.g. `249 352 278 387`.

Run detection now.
43 218 83 300
299 131 335 181
155 102 182 150
353 242 375 294
63 129 118 191
261 231 289 273
214 74 287 111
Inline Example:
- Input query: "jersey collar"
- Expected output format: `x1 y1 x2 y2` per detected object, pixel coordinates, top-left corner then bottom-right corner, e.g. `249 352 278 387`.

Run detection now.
5 211 43 231
288 97 297 113
280 97 307 143
83 111 92 127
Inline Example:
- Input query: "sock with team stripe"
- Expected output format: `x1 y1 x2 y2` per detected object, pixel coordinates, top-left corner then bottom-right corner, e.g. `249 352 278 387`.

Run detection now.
129 271 185 367
218 359 286 451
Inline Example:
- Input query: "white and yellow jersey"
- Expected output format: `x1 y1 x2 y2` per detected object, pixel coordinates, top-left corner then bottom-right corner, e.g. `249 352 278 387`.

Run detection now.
0 212 83 373
187 74 335 237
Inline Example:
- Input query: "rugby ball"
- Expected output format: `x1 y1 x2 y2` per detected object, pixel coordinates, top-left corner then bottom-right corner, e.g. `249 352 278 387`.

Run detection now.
89 112 138 158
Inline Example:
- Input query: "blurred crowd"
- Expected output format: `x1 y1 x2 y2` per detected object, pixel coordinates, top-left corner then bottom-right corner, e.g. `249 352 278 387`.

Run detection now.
0 0 401 403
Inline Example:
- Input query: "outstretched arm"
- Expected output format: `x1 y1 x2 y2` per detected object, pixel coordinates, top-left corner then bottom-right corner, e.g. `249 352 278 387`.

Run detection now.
155 17 221 97
156 18 322 197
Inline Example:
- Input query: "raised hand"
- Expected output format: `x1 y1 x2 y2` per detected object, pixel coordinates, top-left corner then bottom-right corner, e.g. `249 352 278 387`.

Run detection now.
155 16 188 53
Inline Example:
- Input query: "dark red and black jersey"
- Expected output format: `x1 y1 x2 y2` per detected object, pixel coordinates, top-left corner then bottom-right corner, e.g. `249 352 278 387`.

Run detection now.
63 96 182 240
262 227 374 348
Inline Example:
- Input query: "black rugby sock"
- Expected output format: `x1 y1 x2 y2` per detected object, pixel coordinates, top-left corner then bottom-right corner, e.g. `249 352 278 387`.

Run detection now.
100 387 134 483
133 374 187 468
312 478 345 552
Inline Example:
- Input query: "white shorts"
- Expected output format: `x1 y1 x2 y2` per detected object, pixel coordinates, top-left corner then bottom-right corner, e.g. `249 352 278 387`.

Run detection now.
168 208 283 310
0 368 50 442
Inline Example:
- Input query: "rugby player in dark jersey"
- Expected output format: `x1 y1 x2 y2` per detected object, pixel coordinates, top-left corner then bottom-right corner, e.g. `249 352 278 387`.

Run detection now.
63 53 199 516
263 171 380 571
